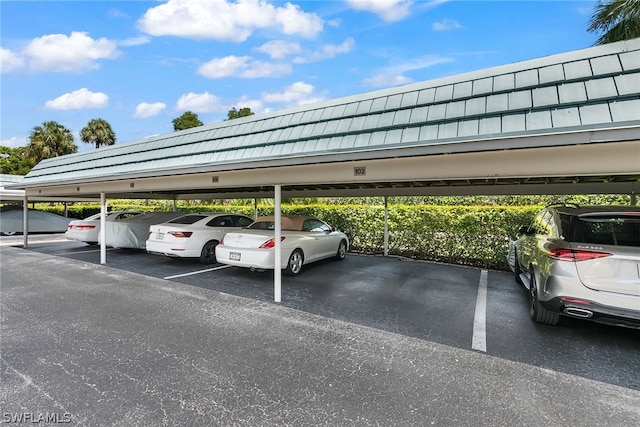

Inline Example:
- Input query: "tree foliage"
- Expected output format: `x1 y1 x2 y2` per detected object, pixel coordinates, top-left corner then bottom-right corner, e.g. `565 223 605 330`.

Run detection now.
25 121 77 166
588 0 640 44
0 146 32 175
227 107 254 120
172 111 203 131
80 118 116 149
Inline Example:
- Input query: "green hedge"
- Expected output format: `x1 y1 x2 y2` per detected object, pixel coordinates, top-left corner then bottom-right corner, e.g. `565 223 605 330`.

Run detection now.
35 202 538 271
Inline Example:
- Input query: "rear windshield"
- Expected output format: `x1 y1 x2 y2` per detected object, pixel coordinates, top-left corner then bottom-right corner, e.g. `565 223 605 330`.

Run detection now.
571 215 640 247
168 215 206 225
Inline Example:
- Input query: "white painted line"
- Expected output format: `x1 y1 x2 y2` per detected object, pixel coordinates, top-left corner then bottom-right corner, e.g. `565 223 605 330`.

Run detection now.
163 264 231 280
472 270 488 352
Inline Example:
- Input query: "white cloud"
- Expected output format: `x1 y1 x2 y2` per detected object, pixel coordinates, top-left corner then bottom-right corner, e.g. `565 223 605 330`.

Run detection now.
255 40 301 59
119 36 151 47
44 88 109 110
262 81 324 106
1 136 28 149
230 96 264 114
294 37 355 64
134 102 167 118
363 54 454 88
346 0 413 22
23 31 119 73
176 92 223 113
138 0 323 42
198 55 291 79
0 48 25 74
432 18 462 31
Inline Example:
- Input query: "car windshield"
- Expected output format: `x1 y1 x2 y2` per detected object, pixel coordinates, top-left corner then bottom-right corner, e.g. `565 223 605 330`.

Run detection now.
572 215 640 247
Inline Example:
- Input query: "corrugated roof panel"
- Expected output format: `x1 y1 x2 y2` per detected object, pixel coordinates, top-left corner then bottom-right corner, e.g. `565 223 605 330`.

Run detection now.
363 113 381 130
472 77 493 96
590 55 622 75
453 81 472 99
323 119 339 135
319 106 335 120
619 50 640 71
289 112 305 126
253 131 271 145
299 138 319 154
515 69 538 88
310 122 327 137
354 133 372 148
342 102 359 116
377 111 396 127
400 91 419 108
409 106 429 124
552 107 581 127
349 116 366 132
385 94 403 110
298 124 315 139
336 118 353 133
393 109 411 126
458 119 479 137
509 90 532 111
585 77 618 100
401 126 420 143
300 110 316 123
326 136 343 151
330 104 347 119
278 113 294 128
369 130 387 147
370 97 388 112
420 125 438 141
479 116 502 134
493 74 515 92
445 100 465 119
310 108 324 122
538 64 565 84
532 86 559 107
417 88 436 105
438 122 458 139
564 60 592 80
434 85 453 102
579 103 612 125
356 99 373 115
526 110 552 130
279 127 294 141
502 113 526 133
266 128 284 143
615 74 640 95
427 104 446 121
558 82 587 104
287 125 304 140
486 93 508 113
339 134 357 150
385 129 403 145
466 97 486 116
609 98 640 121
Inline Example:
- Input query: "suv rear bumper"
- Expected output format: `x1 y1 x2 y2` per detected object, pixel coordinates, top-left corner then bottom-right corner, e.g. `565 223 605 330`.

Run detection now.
542 297 640 329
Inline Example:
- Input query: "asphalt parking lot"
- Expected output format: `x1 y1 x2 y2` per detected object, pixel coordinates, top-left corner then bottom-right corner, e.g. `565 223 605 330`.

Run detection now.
2 235 639 426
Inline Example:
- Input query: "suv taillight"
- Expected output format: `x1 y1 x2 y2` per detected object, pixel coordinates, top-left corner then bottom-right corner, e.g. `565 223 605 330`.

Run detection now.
549 248 611 262
258 237 286 249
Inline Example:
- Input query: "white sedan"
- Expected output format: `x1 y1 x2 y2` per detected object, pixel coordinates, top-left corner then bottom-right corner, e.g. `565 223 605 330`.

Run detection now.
146 212 254 263
215 215 349 276
65 211 142 244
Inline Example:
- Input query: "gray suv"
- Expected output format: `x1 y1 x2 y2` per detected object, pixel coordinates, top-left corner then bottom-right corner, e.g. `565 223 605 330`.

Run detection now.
509 204 640 328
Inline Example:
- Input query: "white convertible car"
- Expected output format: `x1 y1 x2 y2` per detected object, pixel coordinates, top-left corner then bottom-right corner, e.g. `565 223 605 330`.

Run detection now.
215 215 349 276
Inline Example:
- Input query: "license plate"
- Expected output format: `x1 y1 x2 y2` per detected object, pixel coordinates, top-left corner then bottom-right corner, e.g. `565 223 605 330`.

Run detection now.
155 233 164 239
229 252 241 261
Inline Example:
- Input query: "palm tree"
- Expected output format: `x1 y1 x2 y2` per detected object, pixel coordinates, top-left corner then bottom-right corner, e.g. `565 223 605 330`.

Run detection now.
26 121 77 166
588 0 640 45
80 118 117 149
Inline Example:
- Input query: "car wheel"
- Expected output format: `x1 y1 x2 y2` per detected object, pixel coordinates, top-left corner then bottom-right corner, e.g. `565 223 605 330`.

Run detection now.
199 240 219 264
1 231 17 236
529 269 560 325
335 239 347 260
284 249 304 276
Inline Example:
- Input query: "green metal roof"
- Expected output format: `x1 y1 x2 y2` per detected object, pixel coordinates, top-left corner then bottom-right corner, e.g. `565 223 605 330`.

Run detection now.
20 38 640 188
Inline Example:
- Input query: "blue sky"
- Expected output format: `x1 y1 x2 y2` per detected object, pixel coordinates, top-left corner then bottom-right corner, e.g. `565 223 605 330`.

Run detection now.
1 0 600 152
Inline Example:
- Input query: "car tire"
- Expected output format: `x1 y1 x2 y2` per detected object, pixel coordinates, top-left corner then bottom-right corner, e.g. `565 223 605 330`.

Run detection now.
199 240 219 264
284 249 304 276
529 269 560 325
335 239 347 260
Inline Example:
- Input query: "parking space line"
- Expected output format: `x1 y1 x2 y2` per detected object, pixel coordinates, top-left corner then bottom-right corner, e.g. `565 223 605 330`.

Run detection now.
472 270 488 352
163 264 231 280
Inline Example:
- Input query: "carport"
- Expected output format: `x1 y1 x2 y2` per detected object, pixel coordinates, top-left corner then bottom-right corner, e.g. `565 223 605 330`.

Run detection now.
10 38 640 301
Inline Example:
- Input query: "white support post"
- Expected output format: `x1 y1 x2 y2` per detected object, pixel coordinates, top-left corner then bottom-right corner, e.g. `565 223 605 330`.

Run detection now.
274 185 282 302
22 196 28 248
100 193 107 265
383 196 389 256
